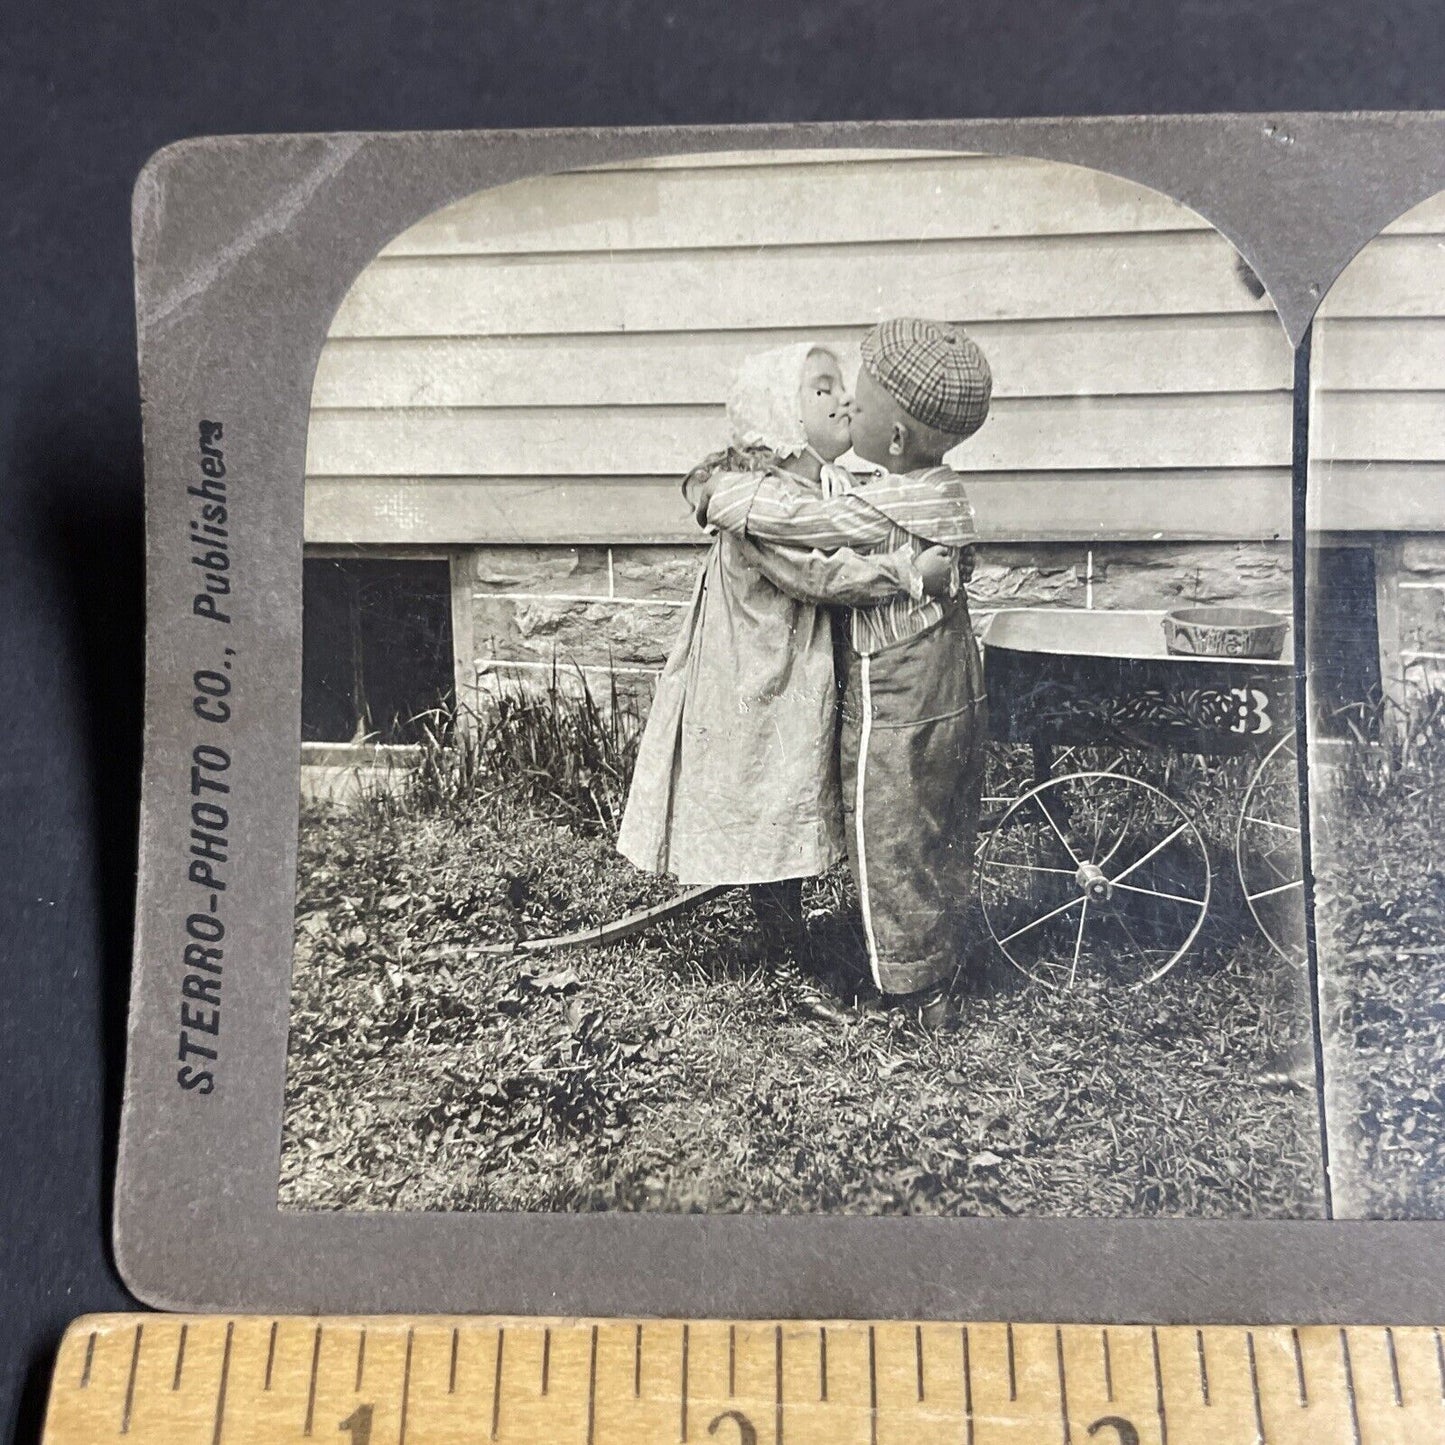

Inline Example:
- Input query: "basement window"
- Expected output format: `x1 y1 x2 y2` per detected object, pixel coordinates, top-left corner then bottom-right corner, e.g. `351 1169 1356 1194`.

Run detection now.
1310 545 1383 741
301 557 454 744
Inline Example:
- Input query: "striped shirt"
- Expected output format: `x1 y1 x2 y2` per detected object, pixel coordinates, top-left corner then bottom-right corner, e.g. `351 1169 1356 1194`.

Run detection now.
705 465 978 657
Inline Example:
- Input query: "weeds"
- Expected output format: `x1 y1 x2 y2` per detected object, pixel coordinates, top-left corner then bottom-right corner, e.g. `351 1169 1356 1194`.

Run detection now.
1313 687 1445 1216
475 661 642 832
353 661 644 834
1323 689 1445 815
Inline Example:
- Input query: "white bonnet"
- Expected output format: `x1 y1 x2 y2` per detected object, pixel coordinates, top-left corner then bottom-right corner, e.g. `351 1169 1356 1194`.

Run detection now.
725 342 835 459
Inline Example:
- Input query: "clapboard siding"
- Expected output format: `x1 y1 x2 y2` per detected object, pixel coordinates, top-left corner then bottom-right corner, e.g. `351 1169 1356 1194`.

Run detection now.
329 234 1273 339
1311 318 1445 390
1312 392 1445 461
1312 189 1445 533
378 154 1204 257
312 315 1289 407
1306 464 1445 534
1320 237 1445 319
305 471 1292 546
306 393 1287 478
307 148 1289 546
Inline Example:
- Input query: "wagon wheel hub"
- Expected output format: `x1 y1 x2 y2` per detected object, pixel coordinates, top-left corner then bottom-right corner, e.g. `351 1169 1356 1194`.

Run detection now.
1075 860 1114 903
978 769 1212 991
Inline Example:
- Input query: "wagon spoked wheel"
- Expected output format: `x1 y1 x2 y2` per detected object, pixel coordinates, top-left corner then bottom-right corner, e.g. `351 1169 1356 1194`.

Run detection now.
1236 732 1306 961
978 770 1211 989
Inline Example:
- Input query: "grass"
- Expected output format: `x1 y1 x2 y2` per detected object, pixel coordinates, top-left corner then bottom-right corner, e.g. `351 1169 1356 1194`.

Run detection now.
280 673 1325 1218
1312 692 1445 1217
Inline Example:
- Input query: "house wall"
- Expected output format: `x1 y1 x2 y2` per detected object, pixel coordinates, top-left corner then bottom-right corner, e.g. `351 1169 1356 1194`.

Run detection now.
299 147 1296 721
1312 189 1445 704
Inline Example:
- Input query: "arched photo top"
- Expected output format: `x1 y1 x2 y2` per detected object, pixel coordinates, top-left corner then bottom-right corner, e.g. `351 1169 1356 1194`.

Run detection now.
1311 185 1445 537
303 147 1291 549
1303 184 1445 1222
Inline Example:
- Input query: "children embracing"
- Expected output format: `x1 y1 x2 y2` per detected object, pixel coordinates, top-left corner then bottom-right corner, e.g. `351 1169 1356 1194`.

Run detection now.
617 319 992 1030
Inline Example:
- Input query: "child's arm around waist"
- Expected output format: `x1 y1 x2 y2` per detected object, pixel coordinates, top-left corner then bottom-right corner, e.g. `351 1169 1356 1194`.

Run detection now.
736 535 924 609
704 471 897 549
704 468 976 554
686 460 924 606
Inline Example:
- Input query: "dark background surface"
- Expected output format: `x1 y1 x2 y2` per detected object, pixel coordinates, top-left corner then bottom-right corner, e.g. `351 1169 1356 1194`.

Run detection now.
2 2 1444 1440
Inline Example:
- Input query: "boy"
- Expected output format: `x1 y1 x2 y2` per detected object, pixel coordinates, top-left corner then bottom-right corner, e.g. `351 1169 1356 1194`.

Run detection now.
696 318 992 1028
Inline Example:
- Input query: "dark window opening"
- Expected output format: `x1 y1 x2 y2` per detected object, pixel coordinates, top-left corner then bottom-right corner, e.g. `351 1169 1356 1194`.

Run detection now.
302 557 454 744
1310 545 1383 741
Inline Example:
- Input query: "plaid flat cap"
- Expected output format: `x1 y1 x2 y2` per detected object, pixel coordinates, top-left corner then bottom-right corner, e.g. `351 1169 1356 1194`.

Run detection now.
860 317 992 438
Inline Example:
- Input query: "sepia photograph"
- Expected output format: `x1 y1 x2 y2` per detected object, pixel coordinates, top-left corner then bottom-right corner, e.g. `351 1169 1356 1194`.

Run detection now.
278 147 1325 1219
1309 190 1445 1218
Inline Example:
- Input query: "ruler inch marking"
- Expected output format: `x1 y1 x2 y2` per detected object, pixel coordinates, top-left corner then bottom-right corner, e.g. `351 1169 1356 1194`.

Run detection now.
1152 1325 1169 1445
961 1326 974 1445
868 1326 878 1445
303 1323 322 1437
398 1328 414 1445
1437 1327 1445 1403
355 1327 366 1393
1195 1328 1209 1406
634 1323 642 1398
1246 1330 1264 1445
79 1330 96 1390
916 1324 926 1403
1386 1325 1403 1406
681 1322 689 1443
448 1327 458 1395
210 1322 233 1445
776 1324 785 1445
819 1326 827 1402
120 1324 142 1434
586 1325 598 1445
1055 1326 1072 1445
1007 1321 1018 1401
173 1324 188 1392
264 1321 278 1392
541 1325 551 1395
1291 1326 1306 1407
1103 1327 1115 1403
728 1324 735 1398
491 1327 505 1442
1340 1329 1362 1445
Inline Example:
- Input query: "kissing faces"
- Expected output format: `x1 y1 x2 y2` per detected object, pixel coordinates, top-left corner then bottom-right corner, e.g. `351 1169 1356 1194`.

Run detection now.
797 347 854 461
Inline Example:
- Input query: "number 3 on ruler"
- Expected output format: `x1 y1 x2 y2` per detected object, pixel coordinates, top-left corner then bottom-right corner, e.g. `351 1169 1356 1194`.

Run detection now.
338 1404 373 1444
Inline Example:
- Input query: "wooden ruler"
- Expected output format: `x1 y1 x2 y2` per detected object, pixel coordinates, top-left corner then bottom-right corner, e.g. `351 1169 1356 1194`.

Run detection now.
39 1315 1445 1444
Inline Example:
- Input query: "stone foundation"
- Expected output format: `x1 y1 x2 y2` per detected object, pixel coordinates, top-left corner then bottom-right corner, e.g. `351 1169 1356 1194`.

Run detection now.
460 539 1294 718
1399 539 1445 699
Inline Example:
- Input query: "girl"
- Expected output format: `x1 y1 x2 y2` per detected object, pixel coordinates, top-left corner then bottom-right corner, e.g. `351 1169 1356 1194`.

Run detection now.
616 342 943 953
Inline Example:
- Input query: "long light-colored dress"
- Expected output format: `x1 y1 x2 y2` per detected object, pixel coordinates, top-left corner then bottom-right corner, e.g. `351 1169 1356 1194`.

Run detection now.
616 466 916 886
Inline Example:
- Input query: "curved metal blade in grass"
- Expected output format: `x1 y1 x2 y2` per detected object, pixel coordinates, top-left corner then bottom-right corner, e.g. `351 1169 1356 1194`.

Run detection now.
476 884 728 956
